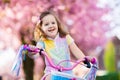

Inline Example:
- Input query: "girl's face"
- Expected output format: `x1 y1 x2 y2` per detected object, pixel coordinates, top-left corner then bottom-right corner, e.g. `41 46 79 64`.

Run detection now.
41 14 58 39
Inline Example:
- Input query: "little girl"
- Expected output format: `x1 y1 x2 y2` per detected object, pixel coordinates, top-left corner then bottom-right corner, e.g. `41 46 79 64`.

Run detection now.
29 10 92 80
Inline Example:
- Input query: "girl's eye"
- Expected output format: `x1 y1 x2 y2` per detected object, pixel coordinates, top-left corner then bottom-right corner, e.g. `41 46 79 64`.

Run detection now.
52 22 55 24
45 23 49 26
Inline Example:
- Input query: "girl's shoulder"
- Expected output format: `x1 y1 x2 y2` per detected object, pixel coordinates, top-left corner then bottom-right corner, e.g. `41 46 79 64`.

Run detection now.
36 40 45 48
66 34 74 45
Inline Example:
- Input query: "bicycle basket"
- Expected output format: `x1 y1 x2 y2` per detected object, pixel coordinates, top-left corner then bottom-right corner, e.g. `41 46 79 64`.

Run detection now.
50 71 84 80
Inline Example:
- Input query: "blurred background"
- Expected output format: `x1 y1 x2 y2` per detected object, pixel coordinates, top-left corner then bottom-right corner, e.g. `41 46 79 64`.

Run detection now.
0 0 120 80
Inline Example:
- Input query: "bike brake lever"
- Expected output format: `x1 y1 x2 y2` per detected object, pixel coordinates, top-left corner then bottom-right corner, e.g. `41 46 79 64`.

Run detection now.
83 58 91 68
39 49 44 55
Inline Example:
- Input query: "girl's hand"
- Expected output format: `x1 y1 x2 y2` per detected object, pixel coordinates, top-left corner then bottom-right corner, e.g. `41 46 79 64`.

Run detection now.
29 45 37 51
26 45 38 59
26 44 43 59
84 56 97 64
84 56 93 62
83 56 93 68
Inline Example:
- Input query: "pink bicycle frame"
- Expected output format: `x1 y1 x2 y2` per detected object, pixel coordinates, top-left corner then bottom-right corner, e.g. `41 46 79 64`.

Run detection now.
11 44 98 80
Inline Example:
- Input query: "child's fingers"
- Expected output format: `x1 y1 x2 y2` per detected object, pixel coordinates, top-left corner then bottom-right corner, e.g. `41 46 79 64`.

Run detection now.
29 45 37 49
85 56 93 62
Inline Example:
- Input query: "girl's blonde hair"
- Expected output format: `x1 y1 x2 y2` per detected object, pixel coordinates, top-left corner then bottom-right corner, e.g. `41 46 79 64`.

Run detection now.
34 10 69 42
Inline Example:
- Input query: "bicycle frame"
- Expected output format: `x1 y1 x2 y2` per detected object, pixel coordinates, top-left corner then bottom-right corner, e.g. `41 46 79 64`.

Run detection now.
11 44 98 80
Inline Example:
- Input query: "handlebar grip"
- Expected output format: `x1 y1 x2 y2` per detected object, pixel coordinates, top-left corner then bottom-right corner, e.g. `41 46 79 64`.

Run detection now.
83 58 91 68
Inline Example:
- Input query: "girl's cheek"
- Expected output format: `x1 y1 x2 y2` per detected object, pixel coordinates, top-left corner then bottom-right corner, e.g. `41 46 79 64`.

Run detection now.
42 27 47 32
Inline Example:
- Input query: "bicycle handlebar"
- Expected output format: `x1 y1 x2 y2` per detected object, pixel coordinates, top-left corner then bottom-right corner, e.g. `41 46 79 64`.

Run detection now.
11 44 98 80
23 44 97 71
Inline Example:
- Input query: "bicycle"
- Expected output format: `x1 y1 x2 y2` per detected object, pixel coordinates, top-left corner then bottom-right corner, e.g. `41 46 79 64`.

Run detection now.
11 44 98 80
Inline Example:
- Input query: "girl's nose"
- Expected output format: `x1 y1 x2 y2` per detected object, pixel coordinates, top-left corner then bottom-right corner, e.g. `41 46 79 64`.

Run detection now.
49 23 54 27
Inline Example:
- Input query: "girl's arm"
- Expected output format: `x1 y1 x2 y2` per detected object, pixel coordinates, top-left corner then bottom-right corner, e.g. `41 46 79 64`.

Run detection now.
66 34 93 61
69 42 85 59
27 51 40 59
69 42 93 61
27 44 45 78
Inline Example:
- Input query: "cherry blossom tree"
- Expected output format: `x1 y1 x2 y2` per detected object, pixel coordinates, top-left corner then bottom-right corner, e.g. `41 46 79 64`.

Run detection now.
0 0 110 52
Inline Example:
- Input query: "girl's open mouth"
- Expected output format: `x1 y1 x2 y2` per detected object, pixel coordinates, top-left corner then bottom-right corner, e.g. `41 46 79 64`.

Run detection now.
48 28 55 32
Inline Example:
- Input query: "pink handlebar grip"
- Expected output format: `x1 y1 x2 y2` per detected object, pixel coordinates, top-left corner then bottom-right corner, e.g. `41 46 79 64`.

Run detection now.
91 58 97 64
23 44 40 53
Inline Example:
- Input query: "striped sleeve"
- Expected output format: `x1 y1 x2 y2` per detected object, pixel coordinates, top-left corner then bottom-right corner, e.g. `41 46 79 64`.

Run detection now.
36 41 45 49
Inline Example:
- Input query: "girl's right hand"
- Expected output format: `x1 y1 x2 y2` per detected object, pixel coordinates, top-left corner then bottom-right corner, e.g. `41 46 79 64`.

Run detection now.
26 44 43 59
27 45 38 58
29 44 37 50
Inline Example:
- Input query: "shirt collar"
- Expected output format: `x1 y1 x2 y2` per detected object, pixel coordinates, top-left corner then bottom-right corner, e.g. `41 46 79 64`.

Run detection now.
46 33 59 40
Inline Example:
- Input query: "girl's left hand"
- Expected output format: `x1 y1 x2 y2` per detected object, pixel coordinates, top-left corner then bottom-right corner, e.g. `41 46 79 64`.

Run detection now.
84 56 97 64
84 56 95 62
